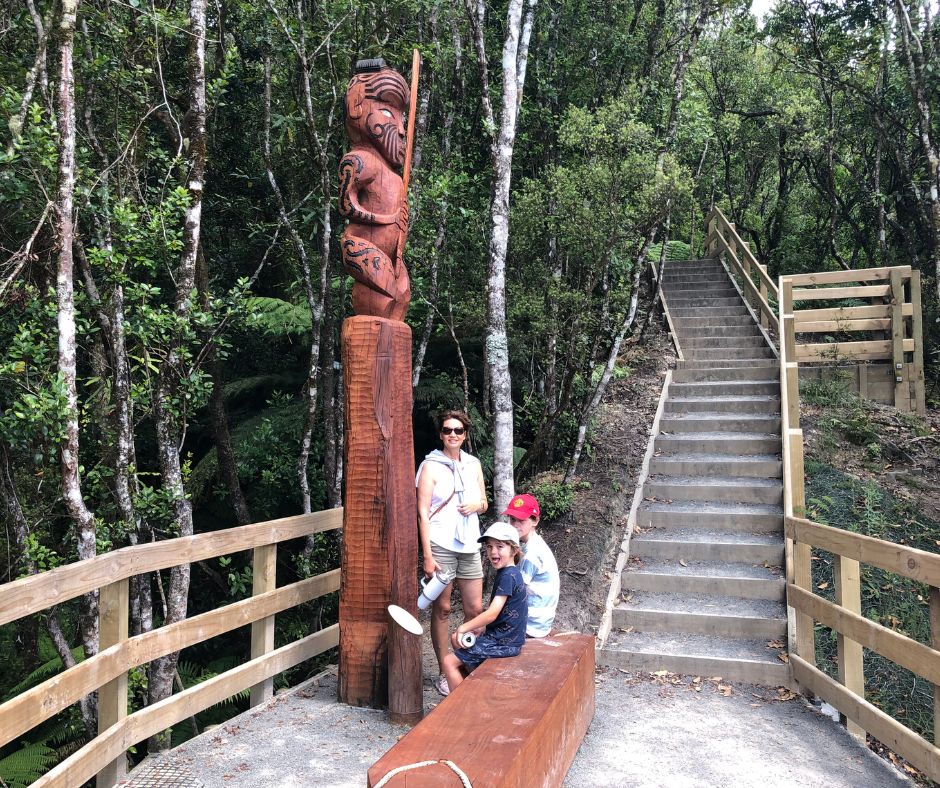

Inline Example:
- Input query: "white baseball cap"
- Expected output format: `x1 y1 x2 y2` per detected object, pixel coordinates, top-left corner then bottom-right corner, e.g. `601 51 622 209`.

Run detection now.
477 522 520 546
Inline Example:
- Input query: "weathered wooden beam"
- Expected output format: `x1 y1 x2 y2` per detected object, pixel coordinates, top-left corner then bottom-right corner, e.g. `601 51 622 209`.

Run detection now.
785 517 940 585
786 266 911 286
367 634 595 787
0 571 339 748
0 510 341 626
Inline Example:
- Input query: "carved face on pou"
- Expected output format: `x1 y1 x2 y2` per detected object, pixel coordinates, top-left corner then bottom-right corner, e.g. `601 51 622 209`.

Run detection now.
344 69 409 168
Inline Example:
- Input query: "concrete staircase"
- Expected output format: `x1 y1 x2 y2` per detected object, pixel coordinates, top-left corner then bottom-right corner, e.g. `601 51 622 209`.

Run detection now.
599 258 789 685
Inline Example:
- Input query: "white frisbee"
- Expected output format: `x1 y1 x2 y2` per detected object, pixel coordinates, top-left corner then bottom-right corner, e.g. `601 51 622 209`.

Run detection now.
387 604 423 636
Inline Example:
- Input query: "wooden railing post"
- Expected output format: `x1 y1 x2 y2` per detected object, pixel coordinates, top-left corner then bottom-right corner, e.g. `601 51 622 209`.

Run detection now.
758 262 769 330
781 279 816 672
931 586 940 746
910 270 926 415
889 268 905 410
97 578 129 787
249 543 277 706
834 555 865 740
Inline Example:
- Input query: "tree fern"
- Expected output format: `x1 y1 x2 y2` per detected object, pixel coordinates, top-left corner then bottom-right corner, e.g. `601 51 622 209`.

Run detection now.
244 297 311 336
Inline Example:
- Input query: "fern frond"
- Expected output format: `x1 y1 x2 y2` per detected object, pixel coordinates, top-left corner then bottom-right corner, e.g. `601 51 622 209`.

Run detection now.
0 742 57 787
222 373 302 404
3 646 84 700
244 297 311 336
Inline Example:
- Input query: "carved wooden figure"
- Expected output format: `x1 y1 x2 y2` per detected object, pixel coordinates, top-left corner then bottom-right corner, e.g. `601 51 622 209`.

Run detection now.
338 58 422 726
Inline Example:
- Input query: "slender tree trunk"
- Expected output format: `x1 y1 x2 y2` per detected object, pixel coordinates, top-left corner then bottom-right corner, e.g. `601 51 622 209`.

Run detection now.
0 443 97 734
6 0 50 153
54 0 99 671
148 0 207 749
477 0 538 512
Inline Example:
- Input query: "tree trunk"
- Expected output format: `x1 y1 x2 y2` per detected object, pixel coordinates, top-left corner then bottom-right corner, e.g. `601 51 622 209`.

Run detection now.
478 0 538 513
54 0 99 671
148 0 207 749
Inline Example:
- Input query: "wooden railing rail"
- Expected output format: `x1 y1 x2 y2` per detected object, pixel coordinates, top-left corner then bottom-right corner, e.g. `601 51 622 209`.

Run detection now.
780 274 940 779
784 515 940 781
0 509 342 788
704 206 779 335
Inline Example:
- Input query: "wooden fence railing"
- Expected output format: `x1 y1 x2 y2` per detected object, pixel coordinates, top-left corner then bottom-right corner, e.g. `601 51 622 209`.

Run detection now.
706 206 926 415
705 206 779 336
0 509 342 788
780 278 940 782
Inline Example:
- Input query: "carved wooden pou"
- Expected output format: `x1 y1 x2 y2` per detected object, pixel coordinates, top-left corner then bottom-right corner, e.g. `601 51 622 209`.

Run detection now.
338 59 422 726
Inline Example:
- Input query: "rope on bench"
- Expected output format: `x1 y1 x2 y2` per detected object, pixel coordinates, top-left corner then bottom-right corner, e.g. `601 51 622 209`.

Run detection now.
372 758 473 787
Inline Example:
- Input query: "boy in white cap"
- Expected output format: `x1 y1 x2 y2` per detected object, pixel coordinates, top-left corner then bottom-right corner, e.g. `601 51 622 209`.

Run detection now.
502 493 560 637
442 523 528 691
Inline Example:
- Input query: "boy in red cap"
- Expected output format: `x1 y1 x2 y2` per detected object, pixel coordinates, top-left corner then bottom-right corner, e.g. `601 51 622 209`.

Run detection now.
501 494 559 637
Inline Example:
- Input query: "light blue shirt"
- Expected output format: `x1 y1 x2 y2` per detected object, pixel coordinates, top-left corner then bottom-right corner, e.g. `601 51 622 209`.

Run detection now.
519 532 559 637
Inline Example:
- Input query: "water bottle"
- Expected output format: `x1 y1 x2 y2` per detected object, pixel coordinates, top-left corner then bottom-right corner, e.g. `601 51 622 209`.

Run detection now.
417 569 453 610
458 631 476 648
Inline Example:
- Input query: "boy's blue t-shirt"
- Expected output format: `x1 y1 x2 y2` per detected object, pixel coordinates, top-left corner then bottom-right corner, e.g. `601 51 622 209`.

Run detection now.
486 565 527 648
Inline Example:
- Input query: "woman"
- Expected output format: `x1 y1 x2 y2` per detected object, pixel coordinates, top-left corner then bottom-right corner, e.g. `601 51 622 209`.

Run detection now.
416 409 488 696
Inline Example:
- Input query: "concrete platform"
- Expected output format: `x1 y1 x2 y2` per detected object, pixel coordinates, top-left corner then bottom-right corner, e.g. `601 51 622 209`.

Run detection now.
123 666 912 787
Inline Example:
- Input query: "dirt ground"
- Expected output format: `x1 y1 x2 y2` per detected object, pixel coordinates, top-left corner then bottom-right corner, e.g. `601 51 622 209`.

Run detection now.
800 395 940 525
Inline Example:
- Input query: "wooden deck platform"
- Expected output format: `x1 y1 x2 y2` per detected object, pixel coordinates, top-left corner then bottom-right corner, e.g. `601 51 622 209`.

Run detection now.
367 633 595 787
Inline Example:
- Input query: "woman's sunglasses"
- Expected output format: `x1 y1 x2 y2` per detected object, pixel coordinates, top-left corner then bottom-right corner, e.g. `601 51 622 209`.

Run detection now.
441 426 466 435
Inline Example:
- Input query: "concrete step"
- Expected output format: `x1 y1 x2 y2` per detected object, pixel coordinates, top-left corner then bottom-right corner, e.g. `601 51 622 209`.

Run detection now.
684 347 776 360
659 413 780 433
655 432 780 455
670 306 750 318
675 359 778 372
645 475 783 505
671 366 779 383
630 528 784 564
669 381 779 397
663 270 727 281
679 335 766 349
665 396 780 415
672 316 755 328
613 590 787 638
667 296 744 309
663 286 738 298
622 558 786 600
649 452 782 477
598 631 790 685
637 500 783 533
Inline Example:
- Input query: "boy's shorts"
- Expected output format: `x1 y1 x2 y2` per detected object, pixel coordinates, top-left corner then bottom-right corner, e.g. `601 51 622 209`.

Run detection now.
453 632 521 671
430 542 484 580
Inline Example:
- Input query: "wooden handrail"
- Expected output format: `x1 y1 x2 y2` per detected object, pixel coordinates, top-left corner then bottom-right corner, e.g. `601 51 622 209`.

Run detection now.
33 626 340 788
0 509 343 786
0 508 342 626
704 207 778 336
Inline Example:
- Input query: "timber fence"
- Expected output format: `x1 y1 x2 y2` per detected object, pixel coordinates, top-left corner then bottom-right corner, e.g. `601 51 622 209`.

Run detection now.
0 509 342 788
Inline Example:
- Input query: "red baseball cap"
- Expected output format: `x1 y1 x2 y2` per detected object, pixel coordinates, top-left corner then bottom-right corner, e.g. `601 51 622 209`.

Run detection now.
501 493 540 521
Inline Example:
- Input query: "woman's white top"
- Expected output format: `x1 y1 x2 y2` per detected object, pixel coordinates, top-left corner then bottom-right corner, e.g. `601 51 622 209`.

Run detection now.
416 449 482 554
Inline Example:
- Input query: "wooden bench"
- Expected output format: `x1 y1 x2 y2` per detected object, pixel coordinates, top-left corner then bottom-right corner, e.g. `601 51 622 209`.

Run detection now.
367 632 595 787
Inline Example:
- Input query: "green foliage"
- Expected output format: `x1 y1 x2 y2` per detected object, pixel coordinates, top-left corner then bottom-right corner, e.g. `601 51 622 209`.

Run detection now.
0 742 57 788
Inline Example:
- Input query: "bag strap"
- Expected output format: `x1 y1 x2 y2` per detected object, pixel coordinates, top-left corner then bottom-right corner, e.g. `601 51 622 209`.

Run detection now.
430 490 456 520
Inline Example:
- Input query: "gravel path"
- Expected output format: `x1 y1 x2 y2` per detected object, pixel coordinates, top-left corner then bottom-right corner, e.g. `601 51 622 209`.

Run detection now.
125 666 911 787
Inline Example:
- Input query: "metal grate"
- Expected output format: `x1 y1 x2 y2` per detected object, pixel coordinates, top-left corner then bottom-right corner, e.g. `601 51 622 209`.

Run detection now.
121 758 204 787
